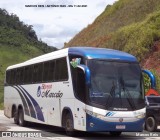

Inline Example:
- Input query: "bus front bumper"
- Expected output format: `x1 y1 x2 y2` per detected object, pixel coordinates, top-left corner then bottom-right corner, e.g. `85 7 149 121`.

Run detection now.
86 114 145 132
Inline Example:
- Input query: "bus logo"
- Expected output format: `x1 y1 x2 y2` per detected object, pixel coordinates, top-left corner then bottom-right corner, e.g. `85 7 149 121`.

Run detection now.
119 118 123 122
105 112 115 117
37 84 63 98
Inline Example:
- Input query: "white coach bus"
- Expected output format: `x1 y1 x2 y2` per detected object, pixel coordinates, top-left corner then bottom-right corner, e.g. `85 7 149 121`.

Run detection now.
4 47 145 136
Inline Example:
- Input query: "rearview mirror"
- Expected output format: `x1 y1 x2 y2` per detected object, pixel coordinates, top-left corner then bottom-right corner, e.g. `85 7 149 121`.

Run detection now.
142 69 156 89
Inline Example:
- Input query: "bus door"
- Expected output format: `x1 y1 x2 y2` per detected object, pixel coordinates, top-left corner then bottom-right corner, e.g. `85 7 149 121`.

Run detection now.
72 66 87 130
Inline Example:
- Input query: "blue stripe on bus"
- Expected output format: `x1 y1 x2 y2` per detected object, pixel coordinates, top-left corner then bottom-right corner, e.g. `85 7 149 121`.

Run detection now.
16 86 36 119
19 85 45 122
13 86 30 116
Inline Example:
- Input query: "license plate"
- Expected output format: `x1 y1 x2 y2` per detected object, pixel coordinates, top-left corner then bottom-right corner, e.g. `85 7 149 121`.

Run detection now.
116 125 126 129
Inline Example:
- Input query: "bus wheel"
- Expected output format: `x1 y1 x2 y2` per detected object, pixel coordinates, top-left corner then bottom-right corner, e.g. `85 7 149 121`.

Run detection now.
110 131 122 136
18 108 27 127
64 113 76 136
13 111 19 124
145 116 157 132
12 107 18 124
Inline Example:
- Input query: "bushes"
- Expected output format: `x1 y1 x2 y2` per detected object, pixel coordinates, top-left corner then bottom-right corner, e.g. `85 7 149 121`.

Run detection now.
104 11 160 61
65 0 160 48
150 69 160 93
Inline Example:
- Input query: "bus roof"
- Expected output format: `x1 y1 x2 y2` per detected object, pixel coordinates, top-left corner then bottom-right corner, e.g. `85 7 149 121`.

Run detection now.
69 47 137 61
7 47 137 70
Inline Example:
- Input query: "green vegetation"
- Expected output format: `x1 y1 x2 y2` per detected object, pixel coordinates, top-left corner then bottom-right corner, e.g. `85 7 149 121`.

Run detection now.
0 8 57 109
104 11 160 61
0 9 57 53
65 0 160 59
150 69 160 92
143 73 150 94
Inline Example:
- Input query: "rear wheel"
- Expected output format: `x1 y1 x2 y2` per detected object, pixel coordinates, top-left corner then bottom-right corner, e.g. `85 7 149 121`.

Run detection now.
18 108 27 127
13 111 19 124
12 107 18 124
64 113 76 136
145 116 157 132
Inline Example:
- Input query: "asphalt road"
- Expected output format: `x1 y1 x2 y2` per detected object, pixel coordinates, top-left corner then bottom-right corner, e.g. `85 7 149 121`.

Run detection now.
0 110 160 140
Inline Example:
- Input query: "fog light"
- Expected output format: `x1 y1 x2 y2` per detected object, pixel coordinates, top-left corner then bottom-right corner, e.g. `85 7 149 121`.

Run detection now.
90 122 94 127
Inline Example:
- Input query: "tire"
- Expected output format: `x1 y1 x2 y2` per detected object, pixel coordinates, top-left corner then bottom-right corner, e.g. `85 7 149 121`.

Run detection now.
110 131 122 136
18 108 27 127
64 113 76 136
13 111 19 124
145 116 157 132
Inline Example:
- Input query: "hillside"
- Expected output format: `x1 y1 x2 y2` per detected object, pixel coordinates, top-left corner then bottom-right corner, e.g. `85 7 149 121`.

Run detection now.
65 0 160 60
0 9 57 108
65 0 160 91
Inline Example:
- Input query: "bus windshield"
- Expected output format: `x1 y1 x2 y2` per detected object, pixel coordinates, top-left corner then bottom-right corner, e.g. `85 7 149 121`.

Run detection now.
87 60 145 111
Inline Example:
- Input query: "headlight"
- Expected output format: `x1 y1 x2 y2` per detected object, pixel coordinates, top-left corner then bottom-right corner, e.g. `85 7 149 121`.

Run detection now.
134 111 145 119
85 109 104 119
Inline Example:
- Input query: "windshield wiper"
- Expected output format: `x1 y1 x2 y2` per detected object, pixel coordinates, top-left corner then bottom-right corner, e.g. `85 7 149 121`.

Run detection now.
120 78 136 110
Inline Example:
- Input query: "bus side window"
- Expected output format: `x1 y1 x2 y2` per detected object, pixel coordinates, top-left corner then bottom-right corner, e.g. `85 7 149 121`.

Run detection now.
6 70 11 84
75 68 86 102
10 69 16 85
48 60 55 81
33 64 39 83
24 65 33 84
16 68 24 84
16 68 20 84
71 65 86 102
55 57 68 81
69 55 86 102
43 61 50 82
37 63 43 82
20 68 24 84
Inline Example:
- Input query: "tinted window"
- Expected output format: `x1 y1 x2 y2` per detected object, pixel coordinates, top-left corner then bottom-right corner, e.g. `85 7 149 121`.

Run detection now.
6 57 68 85
69 55 86 102
72 68 86 102
37 63 43 82
55 57 68 81
33 64 39 83
6 70 11 84
48 60 55 81
10 69 16 84
24 65 33 83
16 68 24 84
88 60 144 111
43 61 50 82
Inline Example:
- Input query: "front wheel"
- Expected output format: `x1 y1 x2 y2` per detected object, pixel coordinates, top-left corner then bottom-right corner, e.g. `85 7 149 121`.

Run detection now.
64 113 76 136
145 116 157 132
110 131 122 136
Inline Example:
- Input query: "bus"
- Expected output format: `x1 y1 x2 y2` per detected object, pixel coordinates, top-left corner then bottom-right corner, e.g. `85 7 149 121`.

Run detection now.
4 47 145 136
